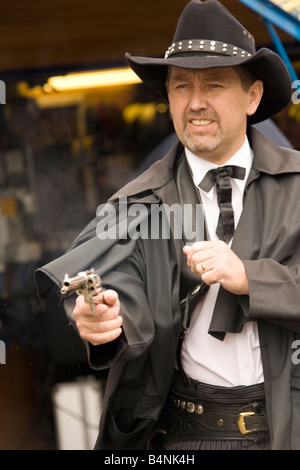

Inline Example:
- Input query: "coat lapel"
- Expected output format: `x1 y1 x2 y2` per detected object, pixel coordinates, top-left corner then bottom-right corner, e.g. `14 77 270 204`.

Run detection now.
209 127 300 340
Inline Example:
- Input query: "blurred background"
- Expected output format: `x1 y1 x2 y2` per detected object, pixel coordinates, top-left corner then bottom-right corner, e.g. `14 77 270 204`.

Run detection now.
0 0 299 450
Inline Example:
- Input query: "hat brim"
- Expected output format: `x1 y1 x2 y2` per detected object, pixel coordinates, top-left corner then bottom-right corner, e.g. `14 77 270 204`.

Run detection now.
126 48 292 124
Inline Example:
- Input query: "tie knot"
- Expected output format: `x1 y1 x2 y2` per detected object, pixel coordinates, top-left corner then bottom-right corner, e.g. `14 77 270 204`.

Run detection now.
199 165 246 192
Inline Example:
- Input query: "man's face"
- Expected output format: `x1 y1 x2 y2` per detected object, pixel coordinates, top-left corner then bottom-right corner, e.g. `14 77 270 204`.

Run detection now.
167 66 263 164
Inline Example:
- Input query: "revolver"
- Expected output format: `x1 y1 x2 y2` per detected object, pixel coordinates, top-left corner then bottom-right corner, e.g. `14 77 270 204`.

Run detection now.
60 269 102 317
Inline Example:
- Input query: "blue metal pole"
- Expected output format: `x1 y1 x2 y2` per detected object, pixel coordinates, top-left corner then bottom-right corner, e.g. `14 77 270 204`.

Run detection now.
239 0 300 40
264 19 299 84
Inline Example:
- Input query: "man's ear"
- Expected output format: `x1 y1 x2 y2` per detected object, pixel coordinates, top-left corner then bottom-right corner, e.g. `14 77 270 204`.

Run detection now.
247 80 264 117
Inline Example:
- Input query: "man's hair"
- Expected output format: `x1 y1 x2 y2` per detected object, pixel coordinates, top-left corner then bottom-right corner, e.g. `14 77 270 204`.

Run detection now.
234 66 259 91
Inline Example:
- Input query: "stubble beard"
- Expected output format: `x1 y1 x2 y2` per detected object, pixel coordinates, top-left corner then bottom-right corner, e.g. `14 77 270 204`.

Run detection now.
182 125 223 156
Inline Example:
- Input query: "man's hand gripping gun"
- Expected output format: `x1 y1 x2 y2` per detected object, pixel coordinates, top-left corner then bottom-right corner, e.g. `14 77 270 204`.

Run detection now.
60 269 102 317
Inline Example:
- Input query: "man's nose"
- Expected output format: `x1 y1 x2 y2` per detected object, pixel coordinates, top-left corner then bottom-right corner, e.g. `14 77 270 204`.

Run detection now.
189 89 209 111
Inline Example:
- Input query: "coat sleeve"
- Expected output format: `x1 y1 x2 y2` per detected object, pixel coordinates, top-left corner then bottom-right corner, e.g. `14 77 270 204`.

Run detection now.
243 259 300 332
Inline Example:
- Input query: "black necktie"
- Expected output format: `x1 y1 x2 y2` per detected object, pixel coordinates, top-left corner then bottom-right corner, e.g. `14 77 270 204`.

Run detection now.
199 165 246 243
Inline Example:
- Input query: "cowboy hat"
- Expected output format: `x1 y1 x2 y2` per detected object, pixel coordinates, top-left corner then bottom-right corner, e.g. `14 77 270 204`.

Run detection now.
125 0 292 124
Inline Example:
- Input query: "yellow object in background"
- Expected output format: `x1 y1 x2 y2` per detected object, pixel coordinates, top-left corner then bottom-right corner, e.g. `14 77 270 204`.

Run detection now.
0 197 17 217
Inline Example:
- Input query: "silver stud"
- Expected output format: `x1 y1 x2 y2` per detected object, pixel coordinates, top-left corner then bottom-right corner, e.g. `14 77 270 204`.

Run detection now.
195 404 204 415
186 402 195 413
211 41 216 46
210 45 216 51
200 40 205 45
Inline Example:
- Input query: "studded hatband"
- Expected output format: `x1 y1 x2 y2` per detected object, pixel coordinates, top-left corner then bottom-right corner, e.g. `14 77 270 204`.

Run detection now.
165 39 252 59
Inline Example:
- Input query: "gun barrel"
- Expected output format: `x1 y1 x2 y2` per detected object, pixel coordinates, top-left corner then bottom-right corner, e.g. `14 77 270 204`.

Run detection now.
61 273 88 294
60 270 101 295
60 269 102 317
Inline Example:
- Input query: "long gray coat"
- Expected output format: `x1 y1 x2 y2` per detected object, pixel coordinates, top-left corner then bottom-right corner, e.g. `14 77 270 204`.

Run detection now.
36 127 300 450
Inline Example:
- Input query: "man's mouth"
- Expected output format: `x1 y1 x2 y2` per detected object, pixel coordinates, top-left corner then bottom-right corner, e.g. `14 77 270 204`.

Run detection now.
190 119 214 127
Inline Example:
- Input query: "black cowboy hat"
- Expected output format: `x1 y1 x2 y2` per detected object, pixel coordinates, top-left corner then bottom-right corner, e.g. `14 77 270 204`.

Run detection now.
125 0 292 124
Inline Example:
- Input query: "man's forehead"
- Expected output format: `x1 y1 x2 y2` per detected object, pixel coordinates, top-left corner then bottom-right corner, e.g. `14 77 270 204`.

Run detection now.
168 66 237 80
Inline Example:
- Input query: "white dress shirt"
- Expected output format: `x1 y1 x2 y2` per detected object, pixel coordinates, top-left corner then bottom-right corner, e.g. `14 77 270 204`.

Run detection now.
181 137 264 386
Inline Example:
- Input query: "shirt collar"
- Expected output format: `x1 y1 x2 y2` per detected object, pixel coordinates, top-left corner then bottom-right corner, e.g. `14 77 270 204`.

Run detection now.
185 137 253 197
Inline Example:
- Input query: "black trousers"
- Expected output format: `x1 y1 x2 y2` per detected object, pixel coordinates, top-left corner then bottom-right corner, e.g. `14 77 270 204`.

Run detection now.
152 370 271 450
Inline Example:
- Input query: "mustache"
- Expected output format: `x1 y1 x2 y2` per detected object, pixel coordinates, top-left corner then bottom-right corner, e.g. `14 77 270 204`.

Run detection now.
184 112 218 123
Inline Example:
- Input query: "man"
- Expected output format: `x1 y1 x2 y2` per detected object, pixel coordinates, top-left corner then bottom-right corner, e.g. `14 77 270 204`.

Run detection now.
36 0 300 450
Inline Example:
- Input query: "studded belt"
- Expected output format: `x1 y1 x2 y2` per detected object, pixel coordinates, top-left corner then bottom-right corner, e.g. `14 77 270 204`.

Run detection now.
170 394 268 436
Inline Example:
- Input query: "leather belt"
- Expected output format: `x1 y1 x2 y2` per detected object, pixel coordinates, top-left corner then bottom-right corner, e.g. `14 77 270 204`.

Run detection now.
170 394 268 436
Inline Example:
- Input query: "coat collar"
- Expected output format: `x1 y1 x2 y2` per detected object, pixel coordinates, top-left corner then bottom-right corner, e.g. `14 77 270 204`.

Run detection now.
250 126 300 176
